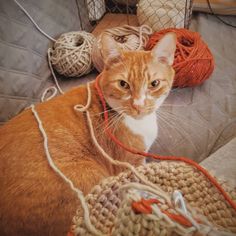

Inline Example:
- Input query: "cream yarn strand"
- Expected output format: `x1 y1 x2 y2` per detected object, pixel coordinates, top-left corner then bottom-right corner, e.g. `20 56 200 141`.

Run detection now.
31 104 104 236
14 0 56 42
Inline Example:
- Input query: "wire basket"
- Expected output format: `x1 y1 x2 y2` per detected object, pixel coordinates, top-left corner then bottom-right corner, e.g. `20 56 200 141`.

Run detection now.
105 0 137 14
137 0 193 31
86 0 106 22
85 0 193 31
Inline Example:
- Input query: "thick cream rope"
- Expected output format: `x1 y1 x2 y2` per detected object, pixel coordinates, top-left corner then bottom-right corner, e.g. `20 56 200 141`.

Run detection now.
40 49 66 102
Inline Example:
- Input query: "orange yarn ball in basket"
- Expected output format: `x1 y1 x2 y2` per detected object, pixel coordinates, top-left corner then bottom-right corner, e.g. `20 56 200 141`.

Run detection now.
146 28 215 88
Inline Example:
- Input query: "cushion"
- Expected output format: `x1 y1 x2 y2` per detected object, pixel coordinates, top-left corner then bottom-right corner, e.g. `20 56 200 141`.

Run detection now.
193 0 236 15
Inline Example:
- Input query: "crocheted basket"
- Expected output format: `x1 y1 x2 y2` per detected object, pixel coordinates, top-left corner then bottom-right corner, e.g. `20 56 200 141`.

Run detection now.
70 162 236 235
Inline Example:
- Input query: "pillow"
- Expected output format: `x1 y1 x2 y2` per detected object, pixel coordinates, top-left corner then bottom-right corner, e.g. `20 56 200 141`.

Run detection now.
193 0 236 15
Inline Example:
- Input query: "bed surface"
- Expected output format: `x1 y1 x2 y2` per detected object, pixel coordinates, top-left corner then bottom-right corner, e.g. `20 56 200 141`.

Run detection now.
0 4 236 162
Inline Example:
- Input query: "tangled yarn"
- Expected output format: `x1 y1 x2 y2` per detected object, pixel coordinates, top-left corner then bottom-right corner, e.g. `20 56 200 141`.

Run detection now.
50 31 96 77
70 162 236 236
92 25 152 72
146 28 215 87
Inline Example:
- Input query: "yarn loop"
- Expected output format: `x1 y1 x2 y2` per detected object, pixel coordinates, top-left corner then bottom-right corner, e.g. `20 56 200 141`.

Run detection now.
146 28 215 87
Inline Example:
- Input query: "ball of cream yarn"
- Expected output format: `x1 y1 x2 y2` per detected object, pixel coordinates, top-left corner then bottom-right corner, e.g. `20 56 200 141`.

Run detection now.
50 31 96 77
92 25 152 72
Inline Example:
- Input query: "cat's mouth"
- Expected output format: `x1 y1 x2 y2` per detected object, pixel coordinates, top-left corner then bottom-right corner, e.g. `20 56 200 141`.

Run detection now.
105 99 155 120
126 109 155 120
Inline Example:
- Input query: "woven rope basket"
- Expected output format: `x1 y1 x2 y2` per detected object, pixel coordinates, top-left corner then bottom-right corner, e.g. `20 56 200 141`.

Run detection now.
50 31 96 77
92 25 152 72
70 161 236 235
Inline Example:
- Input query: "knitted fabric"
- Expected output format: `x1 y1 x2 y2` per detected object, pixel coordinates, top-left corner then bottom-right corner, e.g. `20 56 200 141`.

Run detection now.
71 162 236 235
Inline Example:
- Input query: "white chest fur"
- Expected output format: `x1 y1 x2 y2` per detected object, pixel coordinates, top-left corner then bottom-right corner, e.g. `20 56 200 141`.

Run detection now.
123 113 158 151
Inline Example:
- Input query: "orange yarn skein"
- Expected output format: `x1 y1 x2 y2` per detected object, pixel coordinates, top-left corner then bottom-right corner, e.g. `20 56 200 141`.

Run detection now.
146 28 215 87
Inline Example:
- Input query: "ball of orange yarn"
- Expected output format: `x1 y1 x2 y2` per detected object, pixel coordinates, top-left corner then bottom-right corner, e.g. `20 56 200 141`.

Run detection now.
146 28 214 87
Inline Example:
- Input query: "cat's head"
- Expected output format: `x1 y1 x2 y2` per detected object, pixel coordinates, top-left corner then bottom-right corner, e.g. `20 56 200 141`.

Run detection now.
99 32 176 119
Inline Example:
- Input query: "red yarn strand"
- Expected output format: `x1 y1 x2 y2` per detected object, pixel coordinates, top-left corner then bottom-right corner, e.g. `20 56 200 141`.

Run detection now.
95 74 236 213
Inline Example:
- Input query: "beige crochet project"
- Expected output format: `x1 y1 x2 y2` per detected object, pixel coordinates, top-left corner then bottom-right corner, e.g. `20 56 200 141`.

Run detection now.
70 161 236 236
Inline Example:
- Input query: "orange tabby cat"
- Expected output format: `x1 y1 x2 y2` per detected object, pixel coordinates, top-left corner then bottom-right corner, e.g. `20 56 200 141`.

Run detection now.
0 33 176 236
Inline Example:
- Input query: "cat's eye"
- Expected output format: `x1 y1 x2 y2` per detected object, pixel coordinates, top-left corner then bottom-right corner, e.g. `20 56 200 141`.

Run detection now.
150 79 160 88
119 80 130 89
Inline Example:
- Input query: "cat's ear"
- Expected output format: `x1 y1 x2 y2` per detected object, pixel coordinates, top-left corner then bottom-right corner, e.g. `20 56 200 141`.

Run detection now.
101 33 122 67
151 33 176 66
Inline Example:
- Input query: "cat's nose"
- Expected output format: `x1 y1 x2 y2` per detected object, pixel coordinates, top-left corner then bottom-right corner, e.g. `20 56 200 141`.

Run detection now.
132 96 145 113
132 103 143 113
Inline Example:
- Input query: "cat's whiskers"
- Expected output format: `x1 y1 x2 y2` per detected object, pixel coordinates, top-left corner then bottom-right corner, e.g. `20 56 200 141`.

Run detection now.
104 110 126 131
143 104 157 113
111 113 124 135
144 104 155 109
96 116 122 139
161 103 191 107
156 112 199 153
90 106 124 117
157 109 215 135
93 106 127 131
95 110 126 138
94 112 121 132
154 114 175 143
105 113 124 131
169 87 187 93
